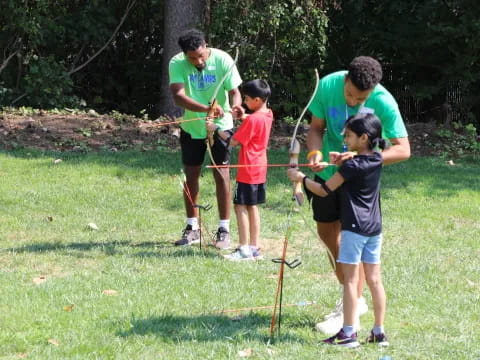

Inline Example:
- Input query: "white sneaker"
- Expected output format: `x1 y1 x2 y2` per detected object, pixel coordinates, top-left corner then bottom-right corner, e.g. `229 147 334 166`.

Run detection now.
316 298 343 335
358 296 368 316
315 311 343 335
315 296 368 335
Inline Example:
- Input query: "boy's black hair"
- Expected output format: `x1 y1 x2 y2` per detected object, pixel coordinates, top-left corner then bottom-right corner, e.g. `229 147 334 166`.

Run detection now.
178 29 206 53
242 79 271 101
347 56 383 91
345 113 387 150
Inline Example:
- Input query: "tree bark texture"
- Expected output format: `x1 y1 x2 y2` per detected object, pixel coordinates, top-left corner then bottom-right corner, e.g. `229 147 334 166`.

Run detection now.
159 0 206 117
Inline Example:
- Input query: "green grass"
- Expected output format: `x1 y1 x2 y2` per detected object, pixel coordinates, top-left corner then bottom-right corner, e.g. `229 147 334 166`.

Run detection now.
0 148 479 359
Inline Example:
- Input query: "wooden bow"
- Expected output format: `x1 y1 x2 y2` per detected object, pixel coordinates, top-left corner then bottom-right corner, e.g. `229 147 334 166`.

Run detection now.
205 48 239 178
289 69 320 206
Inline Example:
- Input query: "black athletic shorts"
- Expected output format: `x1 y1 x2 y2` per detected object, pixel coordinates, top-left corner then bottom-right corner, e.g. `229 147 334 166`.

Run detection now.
180 129 233 166
233 182 266 205
305 174 341 222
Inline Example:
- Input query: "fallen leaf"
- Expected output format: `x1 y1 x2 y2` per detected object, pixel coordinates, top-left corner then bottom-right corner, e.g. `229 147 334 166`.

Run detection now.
266 348 275 355
63 304 75 312
47 339 59 346
33 276 47 285
267 274 277 279
466 279 476 287
54 159 62 164
103 289 118 296
87 223 99 230
46 216 53 222
17 353 28 358
447 160 455 166
238 348 253 357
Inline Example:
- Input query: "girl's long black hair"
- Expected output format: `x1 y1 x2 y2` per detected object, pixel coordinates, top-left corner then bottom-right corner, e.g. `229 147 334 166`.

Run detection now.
345 113 387 150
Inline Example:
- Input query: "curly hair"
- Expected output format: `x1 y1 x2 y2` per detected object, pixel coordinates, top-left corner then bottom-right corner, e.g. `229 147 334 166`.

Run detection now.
347 56 383 91
178 29 206 53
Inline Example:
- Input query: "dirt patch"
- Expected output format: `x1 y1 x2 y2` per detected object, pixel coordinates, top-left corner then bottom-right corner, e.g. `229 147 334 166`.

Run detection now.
0 111 436 155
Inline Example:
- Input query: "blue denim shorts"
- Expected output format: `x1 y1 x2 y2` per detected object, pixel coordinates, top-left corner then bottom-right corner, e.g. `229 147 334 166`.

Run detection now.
337 230 383 265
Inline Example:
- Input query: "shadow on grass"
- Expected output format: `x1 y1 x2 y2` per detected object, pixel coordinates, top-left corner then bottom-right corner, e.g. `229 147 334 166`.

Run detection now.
3 240 220 259
118 312 306 343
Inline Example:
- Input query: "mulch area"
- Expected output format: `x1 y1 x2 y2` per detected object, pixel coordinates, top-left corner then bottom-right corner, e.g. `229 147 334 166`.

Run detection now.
0 111 437 156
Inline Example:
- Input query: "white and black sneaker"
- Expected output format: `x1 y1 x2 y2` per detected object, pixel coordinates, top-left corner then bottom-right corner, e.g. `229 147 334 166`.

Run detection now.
174 225 200 246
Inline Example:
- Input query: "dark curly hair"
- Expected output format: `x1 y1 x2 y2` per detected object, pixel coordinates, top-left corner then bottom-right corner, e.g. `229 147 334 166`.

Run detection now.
178 29 206 53
347 56 383 91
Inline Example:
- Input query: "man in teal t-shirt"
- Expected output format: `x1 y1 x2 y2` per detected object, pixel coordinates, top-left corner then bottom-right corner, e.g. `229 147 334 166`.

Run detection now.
303 56 410 335
169 29 242 249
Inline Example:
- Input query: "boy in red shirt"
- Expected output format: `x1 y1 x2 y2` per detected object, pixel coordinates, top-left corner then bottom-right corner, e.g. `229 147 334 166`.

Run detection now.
206 79 273 260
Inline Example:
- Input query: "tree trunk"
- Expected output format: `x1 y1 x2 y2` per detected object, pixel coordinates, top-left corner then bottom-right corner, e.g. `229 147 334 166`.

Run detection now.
158 0 206 117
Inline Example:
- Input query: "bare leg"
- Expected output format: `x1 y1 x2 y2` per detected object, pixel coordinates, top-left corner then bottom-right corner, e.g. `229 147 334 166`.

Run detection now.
234 204 249 246
342 263 359 327
212 168 231 220
183 165 202 218
316 221 342 283
364 263 386 327
247 205 260 247
316 221 365 298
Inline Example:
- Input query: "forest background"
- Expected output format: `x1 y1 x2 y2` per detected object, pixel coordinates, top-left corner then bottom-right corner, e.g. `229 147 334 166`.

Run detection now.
1 0 479 154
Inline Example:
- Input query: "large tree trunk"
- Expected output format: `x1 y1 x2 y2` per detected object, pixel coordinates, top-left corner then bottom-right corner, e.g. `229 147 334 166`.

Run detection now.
158 0 206 117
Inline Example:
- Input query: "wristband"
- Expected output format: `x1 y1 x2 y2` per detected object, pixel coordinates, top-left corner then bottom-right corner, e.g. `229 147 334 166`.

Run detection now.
321 182 333 195
306 150 322 160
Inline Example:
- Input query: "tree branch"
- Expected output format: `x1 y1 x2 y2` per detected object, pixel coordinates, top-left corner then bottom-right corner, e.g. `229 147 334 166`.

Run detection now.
0 49 20 76
68 0 137 75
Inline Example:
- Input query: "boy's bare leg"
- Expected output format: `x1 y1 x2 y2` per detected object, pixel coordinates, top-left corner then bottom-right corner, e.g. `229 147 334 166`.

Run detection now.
234 204 249 246
247 205 260 247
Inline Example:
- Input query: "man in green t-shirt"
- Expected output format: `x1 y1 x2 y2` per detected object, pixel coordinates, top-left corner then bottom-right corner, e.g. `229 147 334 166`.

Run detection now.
304 56 410 334
169 29 242 249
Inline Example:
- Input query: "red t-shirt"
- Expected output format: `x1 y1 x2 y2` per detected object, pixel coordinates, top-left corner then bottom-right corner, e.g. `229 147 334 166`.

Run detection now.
232 109 273 184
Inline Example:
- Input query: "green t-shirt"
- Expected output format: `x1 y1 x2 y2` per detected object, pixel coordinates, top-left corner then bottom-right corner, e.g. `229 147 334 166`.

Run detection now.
169 48 242 139
309 71 408 180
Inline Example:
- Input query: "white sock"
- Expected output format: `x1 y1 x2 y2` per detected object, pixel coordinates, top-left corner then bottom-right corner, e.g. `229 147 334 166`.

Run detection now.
373 325 384 335
219 219 230 232
342 325 355 337
187 217 199 230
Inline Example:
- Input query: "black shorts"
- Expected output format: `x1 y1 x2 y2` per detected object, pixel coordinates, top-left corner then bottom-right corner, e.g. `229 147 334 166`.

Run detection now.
180 129 232 166
305 175 341 222
233 182 266 205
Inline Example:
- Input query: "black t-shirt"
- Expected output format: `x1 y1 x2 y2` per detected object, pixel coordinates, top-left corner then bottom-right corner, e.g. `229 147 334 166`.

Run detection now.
337 152 383 236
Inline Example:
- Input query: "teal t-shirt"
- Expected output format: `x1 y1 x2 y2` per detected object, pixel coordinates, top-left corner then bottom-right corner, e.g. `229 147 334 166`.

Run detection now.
169 48 242 139
309 71 408 180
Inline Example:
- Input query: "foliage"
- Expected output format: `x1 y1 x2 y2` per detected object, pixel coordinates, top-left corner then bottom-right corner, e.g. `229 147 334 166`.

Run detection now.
325 0 480 128
0 1 164 115
208 0 330 117
429 122 480 158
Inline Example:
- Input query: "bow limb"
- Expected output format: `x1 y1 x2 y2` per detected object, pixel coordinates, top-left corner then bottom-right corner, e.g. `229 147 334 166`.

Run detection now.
289 69 320 206
205 48 239 179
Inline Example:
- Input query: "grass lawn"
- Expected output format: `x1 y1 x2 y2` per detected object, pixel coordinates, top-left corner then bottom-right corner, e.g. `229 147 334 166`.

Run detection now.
0 148 479 359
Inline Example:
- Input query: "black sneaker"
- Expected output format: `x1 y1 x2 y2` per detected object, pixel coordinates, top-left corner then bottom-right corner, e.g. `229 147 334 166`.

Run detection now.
322 329 360 348
214 227 230 249
366 330 389 347
174 225 200 246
